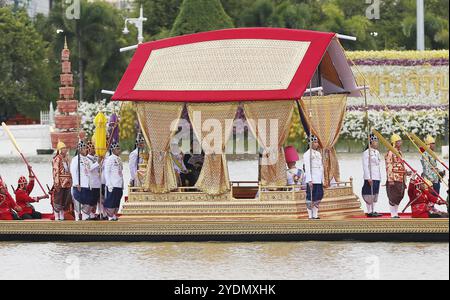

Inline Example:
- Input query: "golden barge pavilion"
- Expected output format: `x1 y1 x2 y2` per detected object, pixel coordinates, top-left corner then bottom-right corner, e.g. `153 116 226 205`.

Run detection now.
0 28 448 242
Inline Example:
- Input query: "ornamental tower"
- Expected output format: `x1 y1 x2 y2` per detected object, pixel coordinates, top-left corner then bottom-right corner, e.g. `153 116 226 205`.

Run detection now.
50 38 85 149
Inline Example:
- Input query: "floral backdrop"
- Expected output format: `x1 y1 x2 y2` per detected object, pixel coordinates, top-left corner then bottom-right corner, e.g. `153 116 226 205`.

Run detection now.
289 50 449 149
78 100 138 151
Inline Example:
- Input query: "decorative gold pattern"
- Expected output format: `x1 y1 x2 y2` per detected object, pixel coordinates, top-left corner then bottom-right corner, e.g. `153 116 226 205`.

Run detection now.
300 94 347 186
0 219 447 237
133 39 311 91
243 101 295 186
187 103 239 195
123 183 364 219
136 102 184 193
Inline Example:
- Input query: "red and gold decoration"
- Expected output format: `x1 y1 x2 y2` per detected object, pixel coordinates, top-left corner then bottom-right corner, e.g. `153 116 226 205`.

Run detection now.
51 38 85 149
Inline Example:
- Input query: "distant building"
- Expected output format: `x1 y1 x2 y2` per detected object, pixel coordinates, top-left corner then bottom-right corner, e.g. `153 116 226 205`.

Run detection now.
2 0 52 17
27 0 52 17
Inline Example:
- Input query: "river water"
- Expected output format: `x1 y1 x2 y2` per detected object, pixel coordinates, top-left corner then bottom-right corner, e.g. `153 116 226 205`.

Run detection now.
0 154 448 280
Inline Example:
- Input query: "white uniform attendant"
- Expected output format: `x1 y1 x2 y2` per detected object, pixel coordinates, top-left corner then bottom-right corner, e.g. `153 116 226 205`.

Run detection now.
303 149 324 184
287 168 305 191
70 155 93 189
361 134 383 217
129 134 146 187
105 154 124 190
101 154 108 187
87 154 102 218
70 148 99 221
129 148 142 186
87 154 101 189
104 144 124 221
363 149 382 181
303 136 324 220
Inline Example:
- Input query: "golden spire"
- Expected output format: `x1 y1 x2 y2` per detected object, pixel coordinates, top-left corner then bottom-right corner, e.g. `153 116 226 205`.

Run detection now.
64 36 68 50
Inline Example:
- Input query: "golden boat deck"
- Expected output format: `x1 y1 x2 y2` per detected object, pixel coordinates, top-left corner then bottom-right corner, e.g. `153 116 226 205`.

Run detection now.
1 181 447 242
0 218 448 242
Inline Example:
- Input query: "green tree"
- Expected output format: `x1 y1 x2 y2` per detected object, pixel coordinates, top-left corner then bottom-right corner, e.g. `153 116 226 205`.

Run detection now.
135 0 182 40
0 7 53 120
399 0 449 49
171 0 234 37
44 0 134 102
239 0 274 27
317 0 375 50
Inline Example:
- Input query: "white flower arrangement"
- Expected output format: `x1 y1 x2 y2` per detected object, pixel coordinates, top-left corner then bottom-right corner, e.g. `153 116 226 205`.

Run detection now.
78 100 120 137
341 109 449 142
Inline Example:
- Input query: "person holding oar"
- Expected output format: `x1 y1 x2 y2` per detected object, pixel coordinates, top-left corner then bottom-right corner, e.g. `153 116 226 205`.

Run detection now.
385 134 411 219
373 129 447 219
420 136 446 196
0 177 22 220
15 166 49 220
52 141 73 221
362 134 383 218
407 177 448 218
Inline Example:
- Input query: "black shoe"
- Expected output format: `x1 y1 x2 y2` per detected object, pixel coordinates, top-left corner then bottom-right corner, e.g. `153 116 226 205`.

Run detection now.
373 212 383 218
367 213 375 218
314 217 321 220
391 216 400 219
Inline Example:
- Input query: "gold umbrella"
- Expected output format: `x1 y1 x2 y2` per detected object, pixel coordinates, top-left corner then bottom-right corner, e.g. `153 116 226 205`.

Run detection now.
94 112 107 157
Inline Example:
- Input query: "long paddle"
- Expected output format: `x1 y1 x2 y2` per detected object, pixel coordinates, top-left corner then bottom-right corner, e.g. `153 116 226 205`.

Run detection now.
409 133 449 171
1 122 48 197
371 129 446 205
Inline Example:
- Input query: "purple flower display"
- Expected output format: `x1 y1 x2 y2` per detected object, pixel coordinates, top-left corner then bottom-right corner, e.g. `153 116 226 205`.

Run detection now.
108 112 120 144
350 58 449 66
347 104 449 112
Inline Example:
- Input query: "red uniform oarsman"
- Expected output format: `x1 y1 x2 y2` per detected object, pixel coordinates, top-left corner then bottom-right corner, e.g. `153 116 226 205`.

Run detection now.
52 141 73 221
0 178 22 220
408 176 448 218
15 166 48 220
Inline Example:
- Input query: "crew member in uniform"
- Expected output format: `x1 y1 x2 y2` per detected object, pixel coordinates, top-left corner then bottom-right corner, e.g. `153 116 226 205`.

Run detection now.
104 143 124 221
421 135 445 195
303 135 324 220
87 140 102 220
129 134 146 187
0 177 21 220
385 134 410 219
408 176 448 218
98 151 109 220
52 141 73 221
70 141 99 221
285 146 305 190
362 134 383 217
15 166 48 219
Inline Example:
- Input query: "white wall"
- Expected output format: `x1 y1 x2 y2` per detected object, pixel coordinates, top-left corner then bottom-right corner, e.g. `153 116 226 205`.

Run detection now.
0 125 52 157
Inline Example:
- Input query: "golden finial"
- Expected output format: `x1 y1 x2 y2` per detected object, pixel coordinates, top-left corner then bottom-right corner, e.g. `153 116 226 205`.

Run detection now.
64 36 68 49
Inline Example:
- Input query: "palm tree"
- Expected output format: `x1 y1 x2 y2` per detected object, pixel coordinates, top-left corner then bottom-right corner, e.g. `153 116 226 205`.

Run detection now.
48 0 132 101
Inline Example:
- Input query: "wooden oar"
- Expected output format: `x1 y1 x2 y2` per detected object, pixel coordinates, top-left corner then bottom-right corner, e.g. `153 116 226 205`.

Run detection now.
372 129 446 204
409 133 449 171
1 122 48 197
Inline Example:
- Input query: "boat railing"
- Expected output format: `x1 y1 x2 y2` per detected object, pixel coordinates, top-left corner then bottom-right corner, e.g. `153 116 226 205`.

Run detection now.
128 178 354 197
